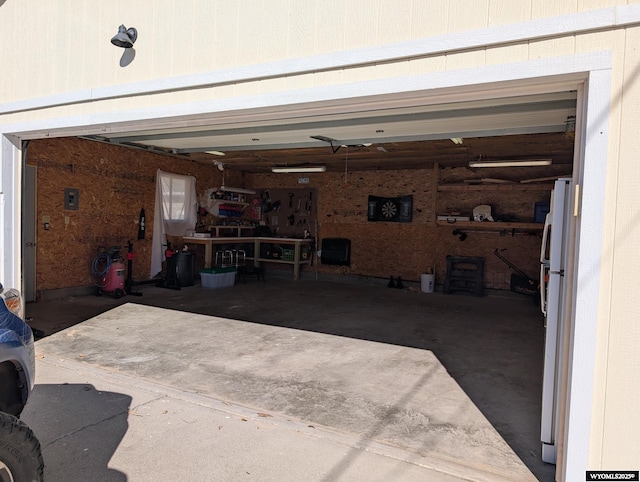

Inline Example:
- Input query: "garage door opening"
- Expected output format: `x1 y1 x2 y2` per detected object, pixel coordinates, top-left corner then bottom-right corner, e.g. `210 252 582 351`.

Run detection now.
6 58 608 480
21 103 576 482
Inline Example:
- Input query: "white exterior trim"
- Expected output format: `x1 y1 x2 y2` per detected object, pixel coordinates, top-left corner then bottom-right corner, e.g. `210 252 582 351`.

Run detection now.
3 51 611 140
0 5 636 115
561 68 611 480
0 135 22 291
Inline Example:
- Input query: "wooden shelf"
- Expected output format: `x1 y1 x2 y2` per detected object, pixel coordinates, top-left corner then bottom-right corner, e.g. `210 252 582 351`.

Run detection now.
437 183 553 191
436 221 544 230
210 200 248 208
210 225 254 237
247 256 312 265
204 186 255 217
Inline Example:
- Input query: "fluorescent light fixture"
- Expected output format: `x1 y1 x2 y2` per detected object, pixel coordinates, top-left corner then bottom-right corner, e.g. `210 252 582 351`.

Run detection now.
469 159 552 168
220 186 256 194
205 150 226 156
341 143 372 148
450 137 464 145
272 166 326 173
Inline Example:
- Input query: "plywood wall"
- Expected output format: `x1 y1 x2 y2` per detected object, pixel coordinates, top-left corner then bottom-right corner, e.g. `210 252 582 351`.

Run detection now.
26 137 227 293
28 137 560 294
250 167 556 290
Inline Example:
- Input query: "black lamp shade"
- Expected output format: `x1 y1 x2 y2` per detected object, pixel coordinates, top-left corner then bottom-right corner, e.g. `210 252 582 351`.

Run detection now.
111 25 137 48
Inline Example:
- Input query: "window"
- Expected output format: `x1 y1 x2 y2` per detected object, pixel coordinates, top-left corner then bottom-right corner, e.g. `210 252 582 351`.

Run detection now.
161 176 188 221
156 170 197 232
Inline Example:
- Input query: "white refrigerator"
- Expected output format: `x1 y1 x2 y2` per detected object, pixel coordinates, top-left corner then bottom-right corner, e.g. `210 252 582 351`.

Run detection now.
539 177 573 464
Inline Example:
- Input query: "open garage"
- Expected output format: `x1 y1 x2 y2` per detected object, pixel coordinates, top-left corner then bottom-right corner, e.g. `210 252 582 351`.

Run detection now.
4 3 639 481
19 86 576 482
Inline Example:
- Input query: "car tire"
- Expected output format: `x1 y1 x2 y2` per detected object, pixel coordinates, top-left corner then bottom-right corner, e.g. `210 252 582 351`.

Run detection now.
0 411 44 482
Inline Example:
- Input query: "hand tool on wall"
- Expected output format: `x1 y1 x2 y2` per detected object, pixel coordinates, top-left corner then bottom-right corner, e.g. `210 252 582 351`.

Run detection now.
288 214 296 235
304 192 311 215
452 229 467 241
138 208 146 240
262 190 273 213
289 192 293 208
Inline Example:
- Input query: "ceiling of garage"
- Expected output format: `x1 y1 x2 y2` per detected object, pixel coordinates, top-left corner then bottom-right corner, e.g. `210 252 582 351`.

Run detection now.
83 91 577 173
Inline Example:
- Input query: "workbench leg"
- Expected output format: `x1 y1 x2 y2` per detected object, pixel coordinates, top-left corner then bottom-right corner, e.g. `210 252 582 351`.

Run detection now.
293 243 301 280
254 238 260 268
204 244 212 269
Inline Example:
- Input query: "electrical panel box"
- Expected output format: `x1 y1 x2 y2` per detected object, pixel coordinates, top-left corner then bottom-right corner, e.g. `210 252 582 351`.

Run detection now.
64 188 79 210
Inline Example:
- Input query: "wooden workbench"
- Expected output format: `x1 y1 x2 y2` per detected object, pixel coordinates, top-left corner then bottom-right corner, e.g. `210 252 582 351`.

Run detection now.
183 236 313 280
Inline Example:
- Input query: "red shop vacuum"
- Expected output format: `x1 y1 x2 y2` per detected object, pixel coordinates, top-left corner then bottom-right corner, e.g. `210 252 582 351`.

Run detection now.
92 246 127 298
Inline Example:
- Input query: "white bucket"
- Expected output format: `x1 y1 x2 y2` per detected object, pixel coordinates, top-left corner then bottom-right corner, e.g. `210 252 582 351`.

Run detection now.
420 274 435 293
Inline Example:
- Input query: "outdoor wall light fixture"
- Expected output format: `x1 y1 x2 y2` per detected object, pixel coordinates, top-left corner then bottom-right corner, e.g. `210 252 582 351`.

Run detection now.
111 25 138 48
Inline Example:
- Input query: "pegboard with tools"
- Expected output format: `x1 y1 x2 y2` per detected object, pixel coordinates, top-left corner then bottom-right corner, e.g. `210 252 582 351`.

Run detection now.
258 188 317 237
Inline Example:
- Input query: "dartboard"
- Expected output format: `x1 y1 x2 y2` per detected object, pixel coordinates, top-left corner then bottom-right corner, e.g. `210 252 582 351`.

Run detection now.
381 200 397 219
367 195 412 223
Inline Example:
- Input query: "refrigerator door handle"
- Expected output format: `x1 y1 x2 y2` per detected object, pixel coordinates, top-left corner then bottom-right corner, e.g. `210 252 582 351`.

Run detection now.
540 213 552 316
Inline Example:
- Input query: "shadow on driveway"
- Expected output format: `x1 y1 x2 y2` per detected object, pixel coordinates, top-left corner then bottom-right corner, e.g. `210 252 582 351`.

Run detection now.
21 383 131 482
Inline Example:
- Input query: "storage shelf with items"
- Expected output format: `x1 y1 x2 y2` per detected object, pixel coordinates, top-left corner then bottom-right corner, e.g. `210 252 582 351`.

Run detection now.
435 173 554 232
202 186 255 219
435 220 544 230
213 202 247 218
437 183 554 192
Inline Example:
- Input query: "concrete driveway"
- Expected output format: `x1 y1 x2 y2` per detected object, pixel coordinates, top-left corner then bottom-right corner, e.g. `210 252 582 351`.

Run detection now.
22 279 553 481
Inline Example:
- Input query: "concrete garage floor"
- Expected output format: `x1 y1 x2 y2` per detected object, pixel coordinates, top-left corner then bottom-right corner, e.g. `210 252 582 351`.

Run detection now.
24 274 555 481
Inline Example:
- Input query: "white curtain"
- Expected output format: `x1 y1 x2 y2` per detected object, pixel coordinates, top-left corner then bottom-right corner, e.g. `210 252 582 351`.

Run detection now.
150 170 198 278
